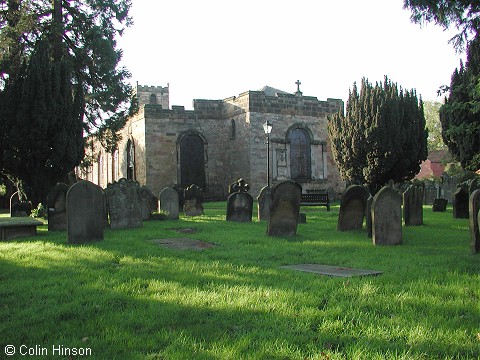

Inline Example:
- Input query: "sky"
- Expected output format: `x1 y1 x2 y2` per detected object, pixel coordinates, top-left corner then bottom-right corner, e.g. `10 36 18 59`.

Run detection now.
116 0 464 110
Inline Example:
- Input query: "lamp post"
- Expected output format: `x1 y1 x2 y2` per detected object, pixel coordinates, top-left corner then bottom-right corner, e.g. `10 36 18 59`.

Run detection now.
263 120 273 187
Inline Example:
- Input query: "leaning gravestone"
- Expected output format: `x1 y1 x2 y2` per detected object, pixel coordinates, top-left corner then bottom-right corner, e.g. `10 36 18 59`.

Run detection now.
267 180 302 237
183 184 204 216
67 180 104 243
372 186 402 246
337 185 368 231
106 178 143 229
432 198 448 212
469 189 480 253
226 179 253 222
453 186 469 219
257 186 272 221
403 184 424 226
159 187 180 220
47 183 70 231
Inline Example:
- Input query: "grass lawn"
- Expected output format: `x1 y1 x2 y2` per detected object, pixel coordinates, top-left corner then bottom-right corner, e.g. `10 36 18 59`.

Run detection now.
0 202 479 359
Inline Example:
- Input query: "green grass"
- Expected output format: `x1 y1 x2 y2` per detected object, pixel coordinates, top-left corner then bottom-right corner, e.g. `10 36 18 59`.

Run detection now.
0 203 479 359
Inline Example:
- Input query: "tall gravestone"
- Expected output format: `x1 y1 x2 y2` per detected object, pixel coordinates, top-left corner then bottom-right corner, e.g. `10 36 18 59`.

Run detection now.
468 177 480 196
337 185 368 231
226 179 253 222
469 189 480 253
267 180 302 237
372 186 402 246
159 187 180 220
183 184 204 216
432 198 448 212
47 183 70 231
67 180 104 243
106 178 143 229
366 195 373 238
453 186 469 219
403 184 424 226
257 186 272 221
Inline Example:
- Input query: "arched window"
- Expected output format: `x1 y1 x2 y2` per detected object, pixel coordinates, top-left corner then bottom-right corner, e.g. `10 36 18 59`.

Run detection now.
126 139 135 180
289 128 311 180
149 93 158 104
112 149 119 182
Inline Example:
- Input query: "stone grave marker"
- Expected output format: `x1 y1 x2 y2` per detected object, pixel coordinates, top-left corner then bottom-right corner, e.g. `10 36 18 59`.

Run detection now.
372 186 402 246
468 177 480 196
183 184 204 216
337 185 368 231
106 178 143 229
226 179 253 222
366 195 373 238
47 183 70 231
9 191 32 217
469 189 480 253
257 186 272 221
453 186 469 219
159 187 180 220
139 185 156 220
280 264 382 278
403 184 424 226
67 180 104 243
432 198 448 212
267 180 302 237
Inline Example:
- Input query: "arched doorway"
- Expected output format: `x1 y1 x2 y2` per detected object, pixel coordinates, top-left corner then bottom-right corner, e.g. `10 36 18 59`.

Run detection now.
289 128 311 181
179 133 206 189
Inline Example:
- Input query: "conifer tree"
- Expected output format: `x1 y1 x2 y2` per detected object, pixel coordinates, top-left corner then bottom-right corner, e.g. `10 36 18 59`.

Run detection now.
439 36 480 172
328 77 428 194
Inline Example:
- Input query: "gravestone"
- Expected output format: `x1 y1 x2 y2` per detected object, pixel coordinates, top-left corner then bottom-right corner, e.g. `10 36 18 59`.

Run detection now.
468 177 480 196
441 173 457 203
372 186 402 246
9 192 19 216
337 185 368 231
172 184 185 209
366 195 373 238
453 186 469 219
47 183 70 231
257 186 272 221
9 191 32 217
267 180 302 237
432 198 448 212
139 185 156 220
183 184 204 216
423 182 438 205
159 187 180 220
403 184 424 226
469 189 480 253
226 179 253 222
67 180 104 243
106 178 143 229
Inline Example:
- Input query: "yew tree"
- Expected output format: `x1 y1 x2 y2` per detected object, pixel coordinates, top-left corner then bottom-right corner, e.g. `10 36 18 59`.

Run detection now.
328 77 428 194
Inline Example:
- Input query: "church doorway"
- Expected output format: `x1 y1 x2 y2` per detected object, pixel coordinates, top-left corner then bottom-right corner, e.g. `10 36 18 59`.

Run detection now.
179 133 206 190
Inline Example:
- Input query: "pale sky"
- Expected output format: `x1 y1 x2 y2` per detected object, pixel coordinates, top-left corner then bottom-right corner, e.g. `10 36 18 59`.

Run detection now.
116 0 463 109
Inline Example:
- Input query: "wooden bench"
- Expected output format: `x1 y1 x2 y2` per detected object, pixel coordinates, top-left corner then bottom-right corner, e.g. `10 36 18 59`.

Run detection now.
0 217 43 241
300 192 330 211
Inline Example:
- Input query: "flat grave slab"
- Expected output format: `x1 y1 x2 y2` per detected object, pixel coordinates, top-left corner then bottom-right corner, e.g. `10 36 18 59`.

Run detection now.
280 263 382 278
0 217 43 241
152 237 215 251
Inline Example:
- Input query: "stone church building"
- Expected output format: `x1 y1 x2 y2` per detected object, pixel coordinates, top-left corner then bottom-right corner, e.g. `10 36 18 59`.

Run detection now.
78 82 346 199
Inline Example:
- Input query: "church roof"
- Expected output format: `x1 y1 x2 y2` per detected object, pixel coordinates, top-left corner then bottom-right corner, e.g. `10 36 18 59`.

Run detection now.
259 85 291 97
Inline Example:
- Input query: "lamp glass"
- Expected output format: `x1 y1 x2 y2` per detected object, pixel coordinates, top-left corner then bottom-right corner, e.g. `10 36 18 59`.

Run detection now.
263 120 273 134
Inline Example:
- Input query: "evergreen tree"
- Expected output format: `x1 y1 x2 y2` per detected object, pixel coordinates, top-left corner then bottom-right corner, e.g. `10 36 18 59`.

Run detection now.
0 0 133 148
439 36 480 172
1 40 84 204
328 77 428 194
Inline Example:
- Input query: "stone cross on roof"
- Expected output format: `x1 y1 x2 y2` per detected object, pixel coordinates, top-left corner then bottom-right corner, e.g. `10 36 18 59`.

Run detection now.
295 80 302 96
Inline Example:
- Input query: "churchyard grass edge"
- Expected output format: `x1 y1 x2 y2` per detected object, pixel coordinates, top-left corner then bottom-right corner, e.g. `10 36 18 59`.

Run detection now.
0 204 479 359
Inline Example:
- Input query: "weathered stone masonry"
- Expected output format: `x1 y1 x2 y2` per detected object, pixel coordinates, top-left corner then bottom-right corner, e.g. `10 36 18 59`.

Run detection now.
79 84 346 199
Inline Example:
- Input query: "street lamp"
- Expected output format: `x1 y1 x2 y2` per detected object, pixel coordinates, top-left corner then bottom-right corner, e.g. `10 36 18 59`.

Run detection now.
263 120 273 187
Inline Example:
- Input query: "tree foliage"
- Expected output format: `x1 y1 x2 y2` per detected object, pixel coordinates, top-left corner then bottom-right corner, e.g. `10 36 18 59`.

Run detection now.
328 77 428 194
423 100 447 152
0 40 84 203
403 0 480 51
0 0 134 145
0 0 134 203
439 35 480 171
